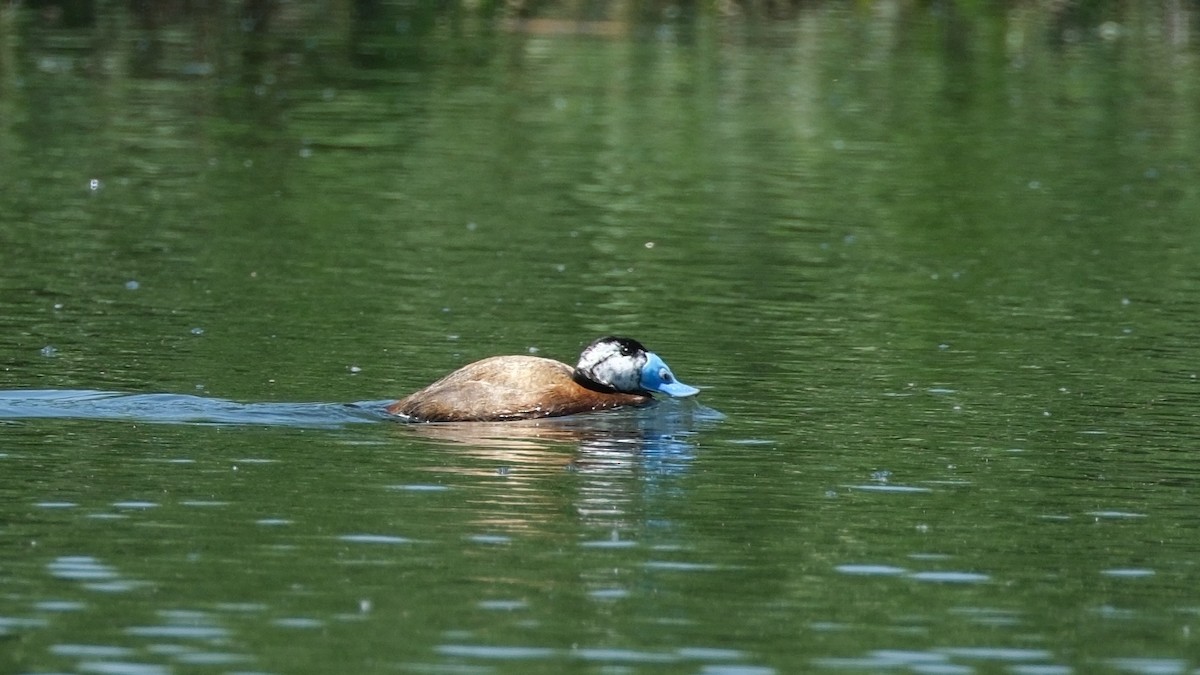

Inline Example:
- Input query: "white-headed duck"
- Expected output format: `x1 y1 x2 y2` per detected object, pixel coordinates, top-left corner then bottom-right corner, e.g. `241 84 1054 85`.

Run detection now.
386 336 698 422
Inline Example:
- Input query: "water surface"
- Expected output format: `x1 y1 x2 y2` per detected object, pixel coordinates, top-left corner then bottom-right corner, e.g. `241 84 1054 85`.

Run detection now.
3 3 1200 674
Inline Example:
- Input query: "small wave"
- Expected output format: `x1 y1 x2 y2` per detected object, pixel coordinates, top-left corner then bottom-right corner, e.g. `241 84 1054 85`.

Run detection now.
0 390 391 428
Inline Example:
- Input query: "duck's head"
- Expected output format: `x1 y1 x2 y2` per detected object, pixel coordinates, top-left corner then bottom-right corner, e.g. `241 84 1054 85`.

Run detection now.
574 336 699 398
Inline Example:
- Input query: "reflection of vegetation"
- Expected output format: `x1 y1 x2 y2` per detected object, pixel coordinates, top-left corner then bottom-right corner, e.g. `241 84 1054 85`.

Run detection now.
10 0 1198 46
0 0 1197 398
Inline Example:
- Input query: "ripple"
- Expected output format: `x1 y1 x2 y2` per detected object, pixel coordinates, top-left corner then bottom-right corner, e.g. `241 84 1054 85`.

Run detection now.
48 556 117 581
835 564 907 576
174 651 249 665
909 571 990 584
145 644 192 656
78 662 170 675
85 580 147 593
126 625 229 639
580 539 638 549
478 600 526 611
677 647 745 660
1087 511 1146 519
1105 658 1188 674
434 644 753 666
256 518 292 526
50 644 135 657
939 647 1052 661
213 602 268 613
35 600 87 612
843 484 933 494
436 645 556 659
1008 666 1073 675
0 616 50 630
588 588 629 600
813 653 945 670
467 534 511 545
388 484 450 491
1094 605 1138 620
947 607 1021 627
869 650 949 665
574 648 677 663
273 617 325 629
1101 568 1155 578
642 561 723 571
339 534 413 545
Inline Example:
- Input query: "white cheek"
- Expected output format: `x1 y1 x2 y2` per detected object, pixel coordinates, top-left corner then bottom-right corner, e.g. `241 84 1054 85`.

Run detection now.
600 359 640 391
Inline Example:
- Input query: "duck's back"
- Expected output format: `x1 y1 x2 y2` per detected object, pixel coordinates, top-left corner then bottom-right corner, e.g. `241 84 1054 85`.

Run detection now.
387 355 650 422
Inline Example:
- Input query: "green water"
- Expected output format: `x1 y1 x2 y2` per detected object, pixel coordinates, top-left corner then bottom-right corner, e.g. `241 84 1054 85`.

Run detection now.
3 3 1200 674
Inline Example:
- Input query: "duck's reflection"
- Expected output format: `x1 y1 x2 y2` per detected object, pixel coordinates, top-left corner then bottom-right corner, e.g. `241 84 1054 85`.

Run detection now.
398 401 723 473
395 400 723 538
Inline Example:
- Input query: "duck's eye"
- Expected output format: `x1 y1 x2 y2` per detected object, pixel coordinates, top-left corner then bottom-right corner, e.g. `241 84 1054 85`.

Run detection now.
660 368 674 383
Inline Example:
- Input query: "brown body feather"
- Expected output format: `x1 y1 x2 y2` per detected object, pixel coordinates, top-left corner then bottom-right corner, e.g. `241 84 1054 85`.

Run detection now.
386 355 651 422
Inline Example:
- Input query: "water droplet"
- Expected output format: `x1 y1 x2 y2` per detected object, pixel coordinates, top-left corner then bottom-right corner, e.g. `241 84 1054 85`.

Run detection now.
40 345 59 358
124 280 140 290
88 178 103 191
190 327 205 336
348 365 362 374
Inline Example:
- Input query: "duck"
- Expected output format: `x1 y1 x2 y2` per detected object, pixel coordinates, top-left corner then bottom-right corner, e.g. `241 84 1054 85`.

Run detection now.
386 336 699 422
